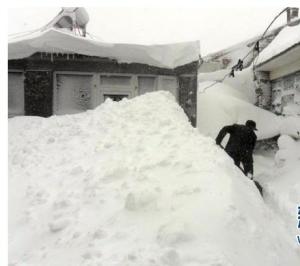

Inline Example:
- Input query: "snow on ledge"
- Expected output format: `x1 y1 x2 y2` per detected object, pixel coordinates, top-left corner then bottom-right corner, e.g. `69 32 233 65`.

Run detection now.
256 23 300 66
8 28 200 69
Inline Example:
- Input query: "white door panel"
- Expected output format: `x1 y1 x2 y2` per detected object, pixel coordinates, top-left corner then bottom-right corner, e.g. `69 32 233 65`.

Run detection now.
55 74 93 115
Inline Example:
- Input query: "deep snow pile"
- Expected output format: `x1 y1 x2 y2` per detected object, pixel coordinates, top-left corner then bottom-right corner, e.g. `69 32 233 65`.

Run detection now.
8 28 199 69
254 135 300 245
197 81 282 140
198 66 256 104
8 92 300 266
197 80 300 140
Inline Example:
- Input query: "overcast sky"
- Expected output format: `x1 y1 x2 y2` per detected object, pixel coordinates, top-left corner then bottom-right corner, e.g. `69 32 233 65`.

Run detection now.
7 5 299 56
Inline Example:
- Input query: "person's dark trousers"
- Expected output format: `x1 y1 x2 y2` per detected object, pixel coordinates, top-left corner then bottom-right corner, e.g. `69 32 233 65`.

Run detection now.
226 150 253 177
241 153 254 176
242 161 253 176
226 150 241 168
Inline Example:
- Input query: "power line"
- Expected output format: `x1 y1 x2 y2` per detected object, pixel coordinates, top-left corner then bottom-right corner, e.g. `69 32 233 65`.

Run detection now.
199 7 290 94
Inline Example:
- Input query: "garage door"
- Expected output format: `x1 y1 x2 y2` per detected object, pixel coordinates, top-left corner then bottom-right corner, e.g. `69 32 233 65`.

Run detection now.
55 74 93 115
8 72 24 117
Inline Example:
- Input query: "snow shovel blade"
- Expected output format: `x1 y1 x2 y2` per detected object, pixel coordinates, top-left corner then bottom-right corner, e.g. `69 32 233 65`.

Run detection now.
253 180 263 197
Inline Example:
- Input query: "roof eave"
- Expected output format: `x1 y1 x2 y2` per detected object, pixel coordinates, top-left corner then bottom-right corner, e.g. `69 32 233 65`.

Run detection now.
256 42 300 71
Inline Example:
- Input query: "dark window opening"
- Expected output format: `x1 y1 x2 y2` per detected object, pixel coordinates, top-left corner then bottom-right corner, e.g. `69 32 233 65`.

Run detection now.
104 94 128 102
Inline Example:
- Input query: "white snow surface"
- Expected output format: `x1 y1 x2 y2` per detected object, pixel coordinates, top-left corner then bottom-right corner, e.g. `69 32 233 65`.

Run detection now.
255 136 300 247
9 91 300 266
197 80 300 140
256 23 300 65
8 28 199 68
198 67 256 103
197 81 281 140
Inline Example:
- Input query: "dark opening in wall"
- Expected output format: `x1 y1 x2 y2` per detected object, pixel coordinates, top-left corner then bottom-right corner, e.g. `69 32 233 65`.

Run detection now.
24 71 53 117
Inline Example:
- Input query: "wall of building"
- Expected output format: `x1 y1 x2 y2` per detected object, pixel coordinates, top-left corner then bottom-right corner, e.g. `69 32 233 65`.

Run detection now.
8 53 198 125
271 71 300 115
254 71 272 109
24 70 53 117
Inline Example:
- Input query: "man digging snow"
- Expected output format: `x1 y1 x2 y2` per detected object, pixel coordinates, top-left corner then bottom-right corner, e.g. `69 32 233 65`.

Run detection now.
215 120 263 195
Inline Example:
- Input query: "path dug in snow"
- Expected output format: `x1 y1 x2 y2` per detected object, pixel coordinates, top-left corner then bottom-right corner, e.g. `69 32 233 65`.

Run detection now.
8 91 300 266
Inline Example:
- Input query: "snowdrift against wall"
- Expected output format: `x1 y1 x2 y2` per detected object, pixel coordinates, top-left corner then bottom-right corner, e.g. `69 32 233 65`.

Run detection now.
8 91 299 266
197 80 300 140
197 81 282 140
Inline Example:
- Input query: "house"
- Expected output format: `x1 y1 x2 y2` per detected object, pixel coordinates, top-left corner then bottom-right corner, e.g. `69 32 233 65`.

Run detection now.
255 21 300 115
8 8 200 126
198 8 300 116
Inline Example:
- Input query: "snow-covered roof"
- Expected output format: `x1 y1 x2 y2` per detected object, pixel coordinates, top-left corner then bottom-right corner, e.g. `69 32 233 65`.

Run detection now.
8 28 200 69
256 23 300 67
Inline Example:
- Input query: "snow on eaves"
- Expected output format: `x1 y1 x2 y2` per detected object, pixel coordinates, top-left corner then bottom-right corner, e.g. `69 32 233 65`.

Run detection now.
8 28 200 69
256 23 300 66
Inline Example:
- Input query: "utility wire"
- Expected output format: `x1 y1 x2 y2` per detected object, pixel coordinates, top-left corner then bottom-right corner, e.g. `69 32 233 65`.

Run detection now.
199 7 290 94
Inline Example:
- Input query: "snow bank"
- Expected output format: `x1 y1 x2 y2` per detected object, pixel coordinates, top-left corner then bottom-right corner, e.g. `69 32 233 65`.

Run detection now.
198 67 256 103
197 80 300 140
8 28 199 69
197 81 281 140
256 24 300 65
255 136 300 243
9 92 300 266
280 116 300 138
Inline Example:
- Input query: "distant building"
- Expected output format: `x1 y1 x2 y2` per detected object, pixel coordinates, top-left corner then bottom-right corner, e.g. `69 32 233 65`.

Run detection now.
255 21 300 115
8 8 199 126
199 8 300 116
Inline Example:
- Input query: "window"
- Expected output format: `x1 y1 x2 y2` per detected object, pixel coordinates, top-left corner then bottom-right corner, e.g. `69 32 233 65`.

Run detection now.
104 94 128 102
138 77 156 95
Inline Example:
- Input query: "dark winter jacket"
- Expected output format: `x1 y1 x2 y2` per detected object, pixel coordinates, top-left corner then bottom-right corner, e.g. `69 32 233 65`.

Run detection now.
215 124 257 161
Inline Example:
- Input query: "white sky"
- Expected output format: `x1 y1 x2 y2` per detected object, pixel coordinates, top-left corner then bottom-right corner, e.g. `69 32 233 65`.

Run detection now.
7 4 299 56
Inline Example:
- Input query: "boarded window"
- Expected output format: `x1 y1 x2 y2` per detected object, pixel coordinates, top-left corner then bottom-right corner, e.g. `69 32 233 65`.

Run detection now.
55 74 93 115
161 77 178 99
8 72 24 117
100 75 131 87
138 77 156 95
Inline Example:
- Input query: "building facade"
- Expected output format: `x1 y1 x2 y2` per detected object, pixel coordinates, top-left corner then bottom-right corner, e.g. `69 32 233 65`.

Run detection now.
8 8 199 126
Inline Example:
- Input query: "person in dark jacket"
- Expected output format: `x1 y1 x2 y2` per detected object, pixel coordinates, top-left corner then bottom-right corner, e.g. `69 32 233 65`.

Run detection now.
215 120 257 178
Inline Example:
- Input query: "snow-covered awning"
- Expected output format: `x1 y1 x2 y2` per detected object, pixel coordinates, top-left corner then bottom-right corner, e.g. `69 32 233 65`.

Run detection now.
8 28 200 69
256 23 300 69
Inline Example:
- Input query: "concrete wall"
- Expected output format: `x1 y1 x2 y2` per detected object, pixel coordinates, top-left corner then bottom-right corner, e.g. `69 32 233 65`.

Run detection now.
8 53 198 126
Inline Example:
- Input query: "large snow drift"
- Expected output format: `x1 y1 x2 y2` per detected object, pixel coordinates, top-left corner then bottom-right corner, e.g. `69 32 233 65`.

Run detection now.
254 135 300 245
197 81 282 140
8 28 199 69
198 67 256 103
9 92 300 266
197 80 300 140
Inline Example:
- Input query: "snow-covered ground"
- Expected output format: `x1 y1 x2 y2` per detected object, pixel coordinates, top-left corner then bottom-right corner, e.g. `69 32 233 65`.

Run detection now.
8 92 300 266
196 66 300 264
255 135 300 240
